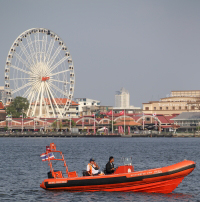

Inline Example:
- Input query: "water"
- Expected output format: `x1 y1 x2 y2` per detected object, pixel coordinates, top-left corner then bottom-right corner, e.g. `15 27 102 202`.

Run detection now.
0 137 199 202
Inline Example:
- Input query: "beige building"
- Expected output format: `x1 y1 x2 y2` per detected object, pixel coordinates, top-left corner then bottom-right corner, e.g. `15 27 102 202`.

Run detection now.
143 90 200 115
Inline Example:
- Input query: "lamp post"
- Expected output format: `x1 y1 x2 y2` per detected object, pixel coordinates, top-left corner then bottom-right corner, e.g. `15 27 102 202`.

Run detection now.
56 116 58 132
124 109 125 134
10 113 12 132
112 109 113 134
34 118 35 131
69 113 71 132
142 113 145 131
94 113 96 135
22 108 24 132
45 118 47 132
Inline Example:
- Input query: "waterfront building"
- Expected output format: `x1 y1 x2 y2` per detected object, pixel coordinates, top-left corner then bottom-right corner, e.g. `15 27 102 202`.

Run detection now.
172 112 200 132
143 90 200 115
113 106 142 114
74 98 101 116
115 88 141 113
115 88 130 108
82 105 113 116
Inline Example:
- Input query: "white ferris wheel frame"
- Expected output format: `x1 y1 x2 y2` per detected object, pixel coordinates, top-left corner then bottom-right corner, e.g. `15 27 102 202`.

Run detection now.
4 28 75 118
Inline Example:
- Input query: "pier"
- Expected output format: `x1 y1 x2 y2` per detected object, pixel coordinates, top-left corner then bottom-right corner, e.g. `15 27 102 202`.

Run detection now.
0 132 200 138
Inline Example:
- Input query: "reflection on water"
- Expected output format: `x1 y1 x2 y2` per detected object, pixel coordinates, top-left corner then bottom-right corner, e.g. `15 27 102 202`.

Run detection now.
0 137 199 201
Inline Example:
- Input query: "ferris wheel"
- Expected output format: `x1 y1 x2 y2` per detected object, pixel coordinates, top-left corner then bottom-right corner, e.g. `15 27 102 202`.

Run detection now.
4 28 75 118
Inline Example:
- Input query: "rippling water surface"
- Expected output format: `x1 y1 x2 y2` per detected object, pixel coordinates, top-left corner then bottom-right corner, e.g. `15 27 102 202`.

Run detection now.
0 137 200 201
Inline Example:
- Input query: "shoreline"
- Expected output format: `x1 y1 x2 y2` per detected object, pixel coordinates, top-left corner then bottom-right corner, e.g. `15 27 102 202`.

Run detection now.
0 132 199 138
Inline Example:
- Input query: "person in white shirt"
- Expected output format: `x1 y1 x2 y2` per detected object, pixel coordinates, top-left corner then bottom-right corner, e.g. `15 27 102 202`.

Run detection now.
87 158 100 176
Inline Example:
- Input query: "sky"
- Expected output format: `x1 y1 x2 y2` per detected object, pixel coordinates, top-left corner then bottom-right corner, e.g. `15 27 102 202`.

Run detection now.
0 0 200 107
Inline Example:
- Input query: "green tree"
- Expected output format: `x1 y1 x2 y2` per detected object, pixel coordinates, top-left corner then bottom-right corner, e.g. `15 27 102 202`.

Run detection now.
6 96 29 118
62 119 76 127
4 126 8 131
52 120 62 130
109 121 116 132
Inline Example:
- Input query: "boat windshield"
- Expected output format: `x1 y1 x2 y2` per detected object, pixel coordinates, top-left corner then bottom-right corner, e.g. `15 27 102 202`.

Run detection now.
121 157 132 165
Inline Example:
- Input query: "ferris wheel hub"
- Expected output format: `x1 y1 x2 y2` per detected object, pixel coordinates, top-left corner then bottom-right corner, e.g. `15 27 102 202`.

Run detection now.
41 77 50 81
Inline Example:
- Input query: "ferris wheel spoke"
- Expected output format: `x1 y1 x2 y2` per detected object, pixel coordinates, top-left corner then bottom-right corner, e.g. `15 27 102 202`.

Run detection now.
50 69 70 77
26 90 35 117
49 82 68 97
44 83 56 117
26 35 36 65
41 35 47 63
47 46 62 67
34 32 40 63
45 38 55 63
11 65 31 75
12 82 31 94
46 82 63 116
23 86 32 98
19 42 33 67
25 80 40 98
15 52 31 70
49 57 68 72
10 77 30 80
50 79 69 84
42 86 50 118
32 84 42 117
39 82 44 117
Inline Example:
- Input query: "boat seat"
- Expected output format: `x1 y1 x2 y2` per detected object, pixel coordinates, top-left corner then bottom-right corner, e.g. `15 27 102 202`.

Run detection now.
82 170 90 176
68 171 78 178
47 170 63 179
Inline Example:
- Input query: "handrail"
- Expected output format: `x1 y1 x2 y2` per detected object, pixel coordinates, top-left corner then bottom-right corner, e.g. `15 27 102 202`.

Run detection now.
46 143 68 178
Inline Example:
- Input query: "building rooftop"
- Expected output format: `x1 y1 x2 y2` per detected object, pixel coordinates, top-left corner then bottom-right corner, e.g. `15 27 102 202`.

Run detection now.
172 112 200 120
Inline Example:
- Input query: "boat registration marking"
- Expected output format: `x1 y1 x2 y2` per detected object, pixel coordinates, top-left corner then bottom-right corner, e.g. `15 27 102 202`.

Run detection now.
129 170 162 177
48 181 67 184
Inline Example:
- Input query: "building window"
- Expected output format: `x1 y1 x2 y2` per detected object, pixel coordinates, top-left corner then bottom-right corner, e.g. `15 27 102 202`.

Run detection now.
154 107 156 110
173 107 175 110
179 106 181 110
185 106 187 110
160 107 162 110
191 106 195 110
83 98 86 101
85 119 89 122
166 107 168 110
76 107 78 110
103 120 107 123
146 117 150 121
145 107 149 110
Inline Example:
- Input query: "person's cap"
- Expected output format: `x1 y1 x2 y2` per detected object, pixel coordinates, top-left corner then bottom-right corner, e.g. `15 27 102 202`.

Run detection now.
90 158 95 162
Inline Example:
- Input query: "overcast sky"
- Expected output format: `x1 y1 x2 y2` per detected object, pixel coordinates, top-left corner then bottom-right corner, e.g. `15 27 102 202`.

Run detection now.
0 0 200 107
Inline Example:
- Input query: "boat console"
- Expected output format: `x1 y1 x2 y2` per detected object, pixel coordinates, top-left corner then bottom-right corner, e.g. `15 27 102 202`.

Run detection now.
114 157 134 174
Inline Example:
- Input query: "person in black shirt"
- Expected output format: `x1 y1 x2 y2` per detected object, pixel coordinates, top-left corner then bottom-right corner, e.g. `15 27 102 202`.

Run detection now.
106 156 115 174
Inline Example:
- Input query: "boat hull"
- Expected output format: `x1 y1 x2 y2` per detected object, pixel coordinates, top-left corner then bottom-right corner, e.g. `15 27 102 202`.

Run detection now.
40 160 195 193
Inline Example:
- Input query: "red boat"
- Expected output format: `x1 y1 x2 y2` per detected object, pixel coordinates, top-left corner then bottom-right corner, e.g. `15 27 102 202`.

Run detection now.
40 143 195 194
